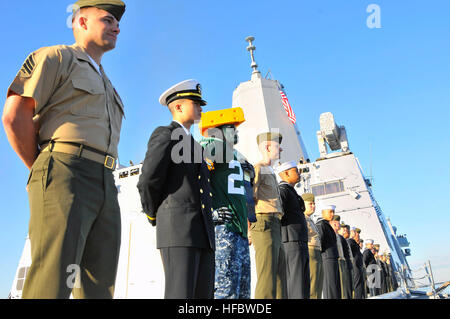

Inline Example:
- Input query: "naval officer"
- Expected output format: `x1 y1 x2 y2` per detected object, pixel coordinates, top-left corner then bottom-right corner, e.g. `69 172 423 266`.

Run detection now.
137 79 215 299
2 0 126 298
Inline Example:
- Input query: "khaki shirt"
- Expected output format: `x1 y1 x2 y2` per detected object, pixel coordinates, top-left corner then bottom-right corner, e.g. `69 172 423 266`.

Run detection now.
253 163 283 218
8 44 124 158
306 215 321 249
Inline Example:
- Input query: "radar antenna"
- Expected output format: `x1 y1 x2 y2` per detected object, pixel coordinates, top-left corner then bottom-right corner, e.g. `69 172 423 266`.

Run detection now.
317 112 350 158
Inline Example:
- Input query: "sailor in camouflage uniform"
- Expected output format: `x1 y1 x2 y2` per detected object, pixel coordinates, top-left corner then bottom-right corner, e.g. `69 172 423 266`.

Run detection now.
200 107 250 299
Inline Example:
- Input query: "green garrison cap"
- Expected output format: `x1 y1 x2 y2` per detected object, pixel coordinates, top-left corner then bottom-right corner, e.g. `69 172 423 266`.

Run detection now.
301 193 315 202
256 132 282 145
331 215 341 222
356 228 361 234
74 0 126 21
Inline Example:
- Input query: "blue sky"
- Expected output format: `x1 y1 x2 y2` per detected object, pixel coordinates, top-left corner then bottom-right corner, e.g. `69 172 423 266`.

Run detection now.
1 1 450 297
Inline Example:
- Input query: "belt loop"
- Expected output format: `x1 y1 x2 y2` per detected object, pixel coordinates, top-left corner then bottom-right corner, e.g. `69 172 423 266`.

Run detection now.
78 144 84 158
49 140 55 152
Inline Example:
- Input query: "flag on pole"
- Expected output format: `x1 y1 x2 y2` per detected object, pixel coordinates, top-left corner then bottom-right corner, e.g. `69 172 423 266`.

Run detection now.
280 91 296 124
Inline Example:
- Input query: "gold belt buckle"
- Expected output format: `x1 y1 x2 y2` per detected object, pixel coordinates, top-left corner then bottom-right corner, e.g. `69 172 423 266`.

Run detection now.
104 155 115 170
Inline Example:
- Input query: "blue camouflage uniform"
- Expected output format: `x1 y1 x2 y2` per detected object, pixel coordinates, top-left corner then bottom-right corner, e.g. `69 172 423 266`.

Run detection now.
201 137 251 299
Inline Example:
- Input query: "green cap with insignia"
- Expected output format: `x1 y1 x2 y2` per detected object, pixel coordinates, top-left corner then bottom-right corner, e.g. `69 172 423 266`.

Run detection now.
73 0 126 22
332 214 341 222
256 132 282 145
301 193 315 202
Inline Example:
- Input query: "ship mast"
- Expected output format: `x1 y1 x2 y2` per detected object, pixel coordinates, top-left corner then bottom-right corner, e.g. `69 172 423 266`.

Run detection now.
245 36 262 80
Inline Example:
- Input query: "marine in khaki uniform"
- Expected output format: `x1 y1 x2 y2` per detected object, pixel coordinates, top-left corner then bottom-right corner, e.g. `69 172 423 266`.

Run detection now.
2 0 126 299
301 193 323 299
251 132 287 299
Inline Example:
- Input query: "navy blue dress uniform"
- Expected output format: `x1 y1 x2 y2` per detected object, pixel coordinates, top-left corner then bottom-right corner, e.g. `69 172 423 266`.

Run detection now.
137 80 215 299
316 213 341 299
347 237 365 299
275 162 310 299
377 254 389 294
337 233 353 299
362 240 377 297
386 256 399 292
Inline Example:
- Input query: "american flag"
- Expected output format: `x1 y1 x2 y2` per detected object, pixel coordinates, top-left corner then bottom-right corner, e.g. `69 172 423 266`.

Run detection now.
279 91 296 124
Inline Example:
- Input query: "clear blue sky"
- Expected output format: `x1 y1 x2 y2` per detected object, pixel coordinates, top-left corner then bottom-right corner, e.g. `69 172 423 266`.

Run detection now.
1 1 449 297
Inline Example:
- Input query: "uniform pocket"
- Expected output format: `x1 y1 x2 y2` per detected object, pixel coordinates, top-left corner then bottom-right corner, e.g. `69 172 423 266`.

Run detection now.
113 89 125 116
251 217 271 232
70 78 105 118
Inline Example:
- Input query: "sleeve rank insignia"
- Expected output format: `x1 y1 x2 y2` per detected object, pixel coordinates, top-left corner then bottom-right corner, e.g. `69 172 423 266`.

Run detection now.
20 54 36 77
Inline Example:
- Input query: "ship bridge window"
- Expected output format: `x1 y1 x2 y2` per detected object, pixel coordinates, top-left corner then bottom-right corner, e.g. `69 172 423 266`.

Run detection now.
311 180 345 197
119 171 129 179
16 267 29 291
130 168 140 176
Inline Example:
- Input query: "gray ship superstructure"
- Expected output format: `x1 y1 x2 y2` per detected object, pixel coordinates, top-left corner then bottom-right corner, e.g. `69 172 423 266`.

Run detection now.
9 37 417 299
297 112 413 284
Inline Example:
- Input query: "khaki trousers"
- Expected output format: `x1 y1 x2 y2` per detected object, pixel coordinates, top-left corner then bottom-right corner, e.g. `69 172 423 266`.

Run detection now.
22 151 121 299
251 214 286 299
308 246 323 299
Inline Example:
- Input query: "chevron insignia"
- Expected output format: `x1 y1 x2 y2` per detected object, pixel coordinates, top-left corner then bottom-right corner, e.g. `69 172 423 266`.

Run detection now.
20 54 36 77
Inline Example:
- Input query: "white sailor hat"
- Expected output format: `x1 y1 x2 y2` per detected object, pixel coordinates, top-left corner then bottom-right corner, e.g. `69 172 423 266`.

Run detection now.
274 161 298 175
321 205 336 211
378 252 384 256
159 79 207 106
366 239 374 244
351 227 357 231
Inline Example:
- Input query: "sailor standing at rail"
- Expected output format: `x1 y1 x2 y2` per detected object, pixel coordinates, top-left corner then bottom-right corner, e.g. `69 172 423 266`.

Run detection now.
330 215 352 299
339 223 354 298
385 253 399 292
363 239 377 297
275 161 310 299
316 205 341 299
376 251 389 294
2 0 126 299
137 79 215 299
348 227 365 298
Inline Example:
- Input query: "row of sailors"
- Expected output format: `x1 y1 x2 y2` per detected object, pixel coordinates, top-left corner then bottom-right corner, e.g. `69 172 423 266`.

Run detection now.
248 159 399 299
307 202 399 299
